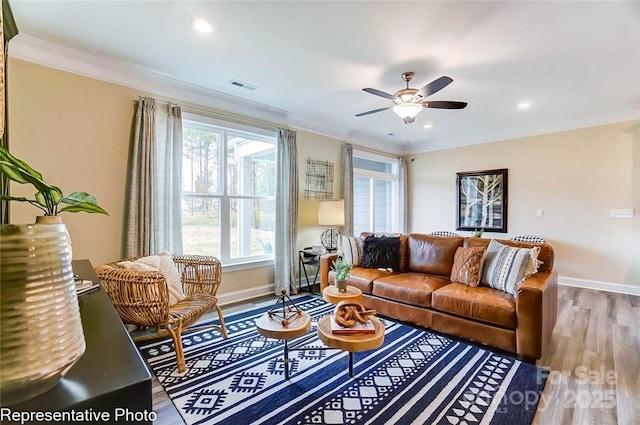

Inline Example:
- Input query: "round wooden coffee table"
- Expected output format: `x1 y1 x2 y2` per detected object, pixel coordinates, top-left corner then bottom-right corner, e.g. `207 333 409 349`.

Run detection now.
316 315 384 376
256 311 312 379
322 285 363 304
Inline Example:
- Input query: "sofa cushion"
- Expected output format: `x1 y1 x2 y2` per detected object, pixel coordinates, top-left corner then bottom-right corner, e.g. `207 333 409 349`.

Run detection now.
431 283 517 329
360 235 401 271
329 266 394 294
450 247 485 287
372 273 450 308
360 233 409 272
338 235 363 266
465 237 554 272
481 240 541 296
408 234 464 276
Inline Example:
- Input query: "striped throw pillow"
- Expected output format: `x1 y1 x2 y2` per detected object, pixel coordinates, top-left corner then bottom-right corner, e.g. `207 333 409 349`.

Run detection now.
481 240 541 296
338 235 363 266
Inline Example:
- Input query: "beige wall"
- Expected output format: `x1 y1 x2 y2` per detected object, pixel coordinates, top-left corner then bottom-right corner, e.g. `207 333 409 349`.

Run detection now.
7 59 345 295
10 59 638 292
296 130 344 250
408 121 640 288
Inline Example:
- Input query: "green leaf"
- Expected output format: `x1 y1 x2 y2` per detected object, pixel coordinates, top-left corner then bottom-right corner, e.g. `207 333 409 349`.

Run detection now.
60 192 108 215
0 146 44 181
58 203 109 215
0 160 53 193
61 191 98 206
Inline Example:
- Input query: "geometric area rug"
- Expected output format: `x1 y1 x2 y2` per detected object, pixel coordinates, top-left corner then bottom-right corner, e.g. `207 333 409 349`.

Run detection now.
136 295 547 425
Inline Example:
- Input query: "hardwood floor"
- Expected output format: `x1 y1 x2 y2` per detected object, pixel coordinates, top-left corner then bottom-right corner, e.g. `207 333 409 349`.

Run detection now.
149 287 639 425
533 286 640 425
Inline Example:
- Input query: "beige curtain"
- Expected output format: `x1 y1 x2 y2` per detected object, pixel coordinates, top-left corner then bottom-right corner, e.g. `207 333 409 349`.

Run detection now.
341 144 354 236
274 128 298 295
124 98 183 257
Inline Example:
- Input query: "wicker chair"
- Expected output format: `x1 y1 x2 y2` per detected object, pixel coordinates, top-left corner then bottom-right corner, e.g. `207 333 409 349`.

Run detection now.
95 254 228 372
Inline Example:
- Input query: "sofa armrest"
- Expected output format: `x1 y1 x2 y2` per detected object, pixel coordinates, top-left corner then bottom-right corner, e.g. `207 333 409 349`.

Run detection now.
319 253 339 291
515 270 558 360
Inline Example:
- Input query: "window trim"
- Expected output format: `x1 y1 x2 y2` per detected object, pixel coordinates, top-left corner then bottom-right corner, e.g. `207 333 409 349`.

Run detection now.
352 149 401 234
181 115 277 265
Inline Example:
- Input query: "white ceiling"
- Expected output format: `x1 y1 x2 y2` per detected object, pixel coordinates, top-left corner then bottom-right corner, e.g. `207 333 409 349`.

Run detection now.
8 1 640 154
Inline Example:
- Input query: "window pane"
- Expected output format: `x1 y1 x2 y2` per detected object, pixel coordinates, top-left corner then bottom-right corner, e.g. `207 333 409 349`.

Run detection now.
353 156 393 173
353 176 371 235
229 198 275 258
182 127 221 194
374 180 392 232
227 134 276 196
181 197 220 256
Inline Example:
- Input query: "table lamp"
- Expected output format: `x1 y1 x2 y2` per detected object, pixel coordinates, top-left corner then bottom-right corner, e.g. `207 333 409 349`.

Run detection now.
318 199 345 251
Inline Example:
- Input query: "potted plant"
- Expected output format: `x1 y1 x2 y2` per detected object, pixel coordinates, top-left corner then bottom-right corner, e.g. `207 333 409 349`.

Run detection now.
0 147 107 404
332 258 353 293
472 228 484 238
0 146 108 219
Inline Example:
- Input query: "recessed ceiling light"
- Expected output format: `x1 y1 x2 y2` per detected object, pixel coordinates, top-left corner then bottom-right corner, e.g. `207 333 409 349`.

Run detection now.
192 18 212 33
423 124 433 129
518 102 531 109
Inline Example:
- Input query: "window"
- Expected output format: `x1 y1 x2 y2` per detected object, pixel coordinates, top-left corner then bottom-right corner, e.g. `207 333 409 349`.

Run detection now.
181 114 276 264
352 150 400 235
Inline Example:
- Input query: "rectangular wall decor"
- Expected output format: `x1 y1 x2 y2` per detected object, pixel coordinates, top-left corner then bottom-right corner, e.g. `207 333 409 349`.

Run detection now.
304 158 334 200
456 168 508 233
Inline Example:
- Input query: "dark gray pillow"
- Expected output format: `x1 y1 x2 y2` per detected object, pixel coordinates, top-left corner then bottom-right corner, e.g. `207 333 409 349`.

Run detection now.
360 235 400 270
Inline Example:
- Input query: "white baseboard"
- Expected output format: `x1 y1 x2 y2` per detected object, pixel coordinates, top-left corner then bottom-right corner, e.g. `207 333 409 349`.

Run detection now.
217 284 275 306
559 276 640 296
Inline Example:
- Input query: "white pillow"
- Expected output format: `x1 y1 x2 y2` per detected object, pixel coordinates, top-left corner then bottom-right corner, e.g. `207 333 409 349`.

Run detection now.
118 251 186 306
338 235 363 266
481 240 540 296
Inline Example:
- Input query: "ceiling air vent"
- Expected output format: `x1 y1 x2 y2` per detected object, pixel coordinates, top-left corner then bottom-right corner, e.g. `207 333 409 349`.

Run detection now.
228 80 257 91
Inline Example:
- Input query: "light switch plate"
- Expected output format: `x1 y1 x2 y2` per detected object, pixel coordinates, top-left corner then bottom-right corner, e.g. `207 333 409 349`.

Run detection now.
610 209 634 219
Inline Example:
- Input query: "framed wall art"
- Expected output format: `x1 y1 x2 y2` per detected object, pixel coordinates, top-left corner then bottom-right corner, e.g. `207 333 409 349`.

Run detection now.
456 168 508 233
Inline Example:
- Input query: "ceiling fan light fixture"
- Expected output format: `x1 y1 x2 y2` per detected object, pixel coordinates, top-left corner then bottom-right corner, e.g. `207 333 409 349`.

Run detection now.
393 103 423 120
192 17 213 33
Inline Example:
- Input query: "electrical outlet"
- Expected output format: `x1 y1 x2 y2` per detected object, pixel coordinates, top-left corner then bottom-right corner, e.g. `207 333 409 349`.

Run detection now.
610 209 634 219
536 209 544 217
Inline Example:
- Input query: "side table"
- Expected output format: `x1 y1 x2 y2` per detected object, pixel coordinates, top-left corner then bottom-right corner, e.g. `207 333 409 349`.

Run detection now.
316 315 385 377
322 285 363 305
298 249 321 293
255 311 312 380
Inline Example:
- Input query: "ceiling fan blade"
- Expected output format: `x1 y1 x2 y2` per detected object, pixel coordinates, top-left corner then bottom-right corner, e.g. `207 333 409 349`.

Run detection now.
416 76 453 99
355 107 390 117
362 88 396 100
423 101 468 109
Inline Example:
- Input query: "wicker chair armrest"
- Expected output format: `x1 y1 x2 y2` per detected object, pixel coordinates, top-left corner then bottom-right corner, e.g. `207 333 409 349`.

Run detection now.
95 264 171 326
172 254 223 297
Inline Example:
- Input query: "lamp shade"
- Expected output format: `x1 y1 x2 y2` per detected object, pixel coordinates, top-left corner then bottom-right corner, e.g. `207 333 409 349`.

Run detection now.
318 200 345 226
392 103 423 119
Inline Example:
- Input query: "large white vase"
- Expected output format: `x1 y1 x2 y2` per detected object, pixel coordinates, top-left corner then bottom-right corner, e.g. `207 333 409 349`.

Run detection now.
0 223 86 405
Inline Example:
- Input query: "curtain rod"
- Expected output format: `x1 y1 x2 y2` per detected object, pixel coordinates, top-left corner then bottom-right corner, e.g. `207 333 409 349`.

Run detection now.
347 142 402 160
136 96 281 133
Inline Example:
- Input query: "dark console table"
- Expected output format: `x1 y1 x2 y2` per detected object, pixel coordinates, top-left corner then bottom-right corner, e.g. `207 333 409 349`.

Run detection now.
6 260 153 424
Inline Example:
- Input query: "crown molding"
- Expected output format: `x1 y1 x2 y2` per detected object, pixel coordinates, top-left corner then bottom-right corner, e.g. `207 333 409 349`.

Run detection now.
9 34 397 151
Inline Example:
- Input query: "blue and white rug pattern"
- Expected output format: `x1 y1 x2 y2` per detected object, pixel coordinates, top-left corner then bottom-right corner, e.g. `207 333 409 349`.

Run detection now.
137 296 546 425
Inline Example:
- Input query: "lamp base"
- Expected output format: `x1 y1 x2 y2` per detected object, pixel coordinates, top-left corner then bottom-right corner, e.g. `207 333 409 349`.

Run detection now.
321 228 339 251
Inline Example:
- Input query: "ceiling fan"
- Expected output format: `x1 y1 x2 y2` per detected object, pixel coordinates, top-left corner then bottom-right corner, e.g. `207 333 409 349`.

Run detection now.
356 72 467 124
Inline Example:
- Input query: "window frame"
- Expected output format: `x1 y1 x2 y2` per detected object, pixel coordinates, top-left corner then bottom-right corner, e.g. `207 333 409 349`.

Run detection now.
352 149 400 235
181 112 277 266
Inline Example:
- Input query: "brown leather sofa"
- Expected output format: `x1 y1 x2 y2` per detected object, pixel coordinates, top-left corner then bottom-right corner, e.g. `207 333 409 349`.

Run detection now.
319 233 558 362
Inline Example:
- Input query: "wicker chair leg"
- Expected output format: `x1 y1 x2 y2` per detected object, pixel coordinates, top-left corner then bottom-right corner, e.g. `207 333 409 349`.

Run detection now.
215 304 228 339
166 321 186 373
